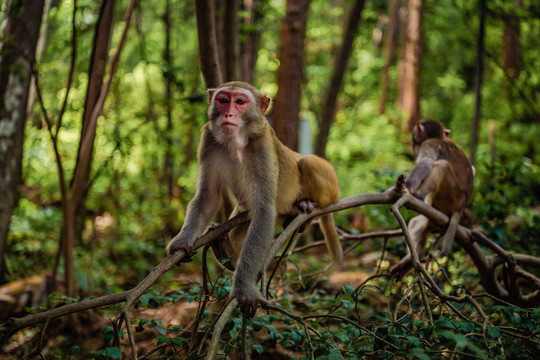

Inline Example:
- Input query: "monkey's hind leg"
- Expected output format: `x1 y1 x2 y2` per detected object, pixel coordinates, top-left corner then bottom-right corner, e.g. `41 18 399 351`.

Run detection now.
435 211 461 257
210 220 250 272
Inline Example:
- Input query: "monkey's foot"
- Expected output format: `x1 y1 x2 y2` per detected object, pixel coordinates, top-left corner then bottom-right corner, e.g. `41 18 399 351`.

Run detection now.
296 199 318 214
390 257 413 279
231 286 270 319
168 242 196 263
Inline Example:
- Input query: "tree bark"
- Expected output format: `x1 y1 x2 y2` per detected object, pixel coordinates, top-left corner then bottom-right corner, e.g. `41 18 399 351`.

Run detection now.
61 0 115 297
397 0 423 132
0 0 45 284
196 0 223 88
273 0 311 150
224 0 240 81
314 0 365 158
502 0 521 79
240 0 265 83
163 0 174 201
470 0 486 166
26 0 54 127
378 0 400 115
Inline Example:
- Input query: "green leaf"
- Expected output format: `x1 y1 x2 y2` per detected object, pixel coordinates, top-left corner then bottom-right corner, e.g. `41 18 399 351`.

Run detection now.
253 344 264 354
343 284 356 294
157 335 169 346
230 327 239 339
265 324 278 338
291 331 302 343
410 348 430 360
487 325 501 338
453 334 468 349
154 325 167 335
252 318 266 331
134 318 150 326
405 335 423 347
102 326 114 344
341 299 352 308
105 347 121 359
68 345 80 355
171 337 185 346
216 287 229 297
436 319 456 330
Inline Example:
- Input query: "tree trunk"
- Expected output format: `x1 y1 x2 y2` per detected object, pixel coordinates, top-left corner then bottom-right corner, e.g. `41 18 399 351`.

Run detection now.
224 0 240 81
502 0 521 79
163 0 174 201
314 0 365 158
61 0 115 297
470 0 486 166
214 0 226 76
26 0 54 127
0 0 45 285
196 0 223 88
273 0 311 151
378 0 400 115
60 0 135 296
240 0 265 83
397 0 423 132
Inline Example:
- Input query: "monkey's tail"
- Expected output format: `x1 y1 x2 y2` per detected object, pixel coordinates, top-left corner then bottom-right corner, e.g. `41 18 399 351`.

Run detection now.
319 213 343 269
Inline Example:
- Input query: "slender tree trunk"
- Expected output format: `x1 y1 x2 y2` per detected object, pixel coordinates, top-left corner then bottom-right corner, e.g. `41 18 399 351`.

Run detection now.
196 0 223 88
26 0 54 126
378 0 400 115
0 0 45 284
273 0 311 150
163 0 174 201
314 0 365 158
61 0 135 296
502 0 521 79
214 0 226 75
62 0 115 297
224 0 240 81
397 0 423 132
470 0 486 166
240 0 265 83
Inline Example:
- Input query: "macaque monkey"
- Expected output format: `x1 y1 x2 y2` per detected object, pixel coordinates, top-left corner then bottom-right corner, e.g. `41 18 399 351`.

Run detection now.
167 81 342 317
392 119 474 276
0 273 59 321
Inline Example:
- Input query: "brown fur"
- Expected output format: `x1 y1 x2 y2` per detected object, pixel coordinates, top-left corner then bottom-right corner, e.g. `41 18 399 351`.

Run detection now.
392 119 474 277
167 81 341 317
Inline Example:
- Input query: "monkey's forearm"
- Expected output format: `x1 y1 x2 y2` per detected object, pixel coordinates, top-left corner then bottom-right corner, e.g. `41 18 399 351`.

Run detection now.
232 206 275 287
405 161 432 192
167 192 219 253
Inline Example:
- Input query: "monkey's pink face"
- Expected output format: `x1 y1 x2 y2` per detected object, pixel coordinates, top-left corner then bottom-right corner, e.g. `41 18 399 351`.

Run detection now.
214 89 252 133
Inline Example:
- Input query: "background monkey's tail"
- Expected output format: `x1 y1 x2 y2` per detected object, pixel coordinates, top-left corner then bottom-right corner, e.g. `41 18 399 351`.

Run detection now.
319 213 343 269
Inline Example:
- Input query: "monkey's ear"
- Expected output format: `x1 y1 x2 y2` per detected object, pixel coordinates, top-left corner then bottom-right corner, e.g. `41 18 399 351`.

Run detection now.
260 94 271 114
207 89 216 104
444 129 451 137
416 121 424 134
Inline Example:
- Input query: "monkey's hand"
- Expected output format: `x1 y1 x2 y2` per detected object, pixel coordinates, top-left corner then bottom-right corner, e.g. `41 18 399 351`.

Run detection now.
167 235 196 262
296 199 318 214
231 283 270 319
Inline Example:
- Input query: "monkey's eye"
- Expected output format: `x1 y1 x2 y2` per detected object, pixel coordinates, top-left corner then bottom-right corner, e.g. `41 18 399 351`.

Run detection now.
236 99 246 105
218 97 229 104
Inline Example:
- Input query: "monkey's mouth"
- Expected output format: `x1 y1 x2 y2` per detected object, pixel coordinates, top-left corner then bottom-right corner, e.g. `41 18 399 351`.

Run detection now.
221 122 239 131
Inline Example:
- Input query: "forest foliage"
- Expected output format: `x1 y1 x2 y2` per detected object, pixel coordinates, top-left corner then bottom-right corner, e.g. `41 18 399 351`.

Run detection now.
1 0 540 358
